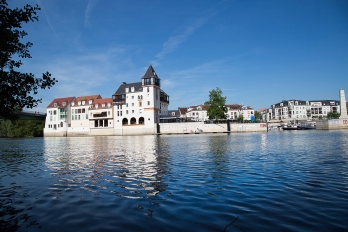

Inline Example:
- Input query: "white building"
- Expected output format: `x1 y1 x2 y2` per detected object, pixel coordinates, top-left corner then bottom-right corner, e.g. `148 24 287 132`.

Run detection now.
89 98 114 135
262 99 340 122
112 65 169 135
180 104 255 122
69 95 102 136
44 96 75 136
44 65 169 136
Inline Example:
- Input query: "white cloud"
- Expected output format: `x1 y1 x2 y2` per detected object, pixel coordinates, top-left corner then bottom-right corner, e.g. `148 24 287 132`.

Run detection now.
85 0 99 28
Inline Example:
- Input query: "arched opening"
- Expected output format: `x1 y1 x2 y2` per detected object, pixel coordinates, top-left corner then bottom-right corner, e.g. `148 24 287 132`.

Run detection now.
139 117 144 125
122 118 128 125
130 117 136 125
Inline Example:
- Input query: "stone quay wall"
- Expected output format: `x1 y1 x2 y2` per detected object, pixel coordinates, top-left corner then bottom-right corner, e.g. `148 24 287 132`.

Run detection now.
159 122 268 134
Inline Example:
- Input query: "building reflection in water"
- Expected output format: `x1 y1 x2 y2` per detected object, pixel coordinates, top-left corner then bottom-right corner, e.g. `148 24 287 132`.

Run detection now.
43 136 169 200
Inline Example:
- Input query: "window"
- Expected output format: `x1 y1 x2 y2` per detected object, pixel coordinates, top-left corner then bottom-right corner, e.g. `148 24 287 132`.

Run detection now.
132 110 134 113
102 104 105 108
126 103 128 107
147 87 149 92
62 102 66 107
86 114 88 119
131 87 134 92
148 101 150 105
78 101 81 106
144 78 151 85
108 111 110 116
126 87 129 93
139 102 142 107
89 100 92 104
117 111 119 116
126 110 128 114
132 103 134 106
82 108 85 113
82 101 85 105
132 96 134 99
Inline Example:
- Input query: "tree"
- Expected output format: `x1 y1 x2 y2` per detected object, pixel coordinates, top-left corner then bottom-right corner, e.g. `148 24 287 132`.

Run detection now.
254 111 262 122
326 112 340 119
237 114 244 123
0 0 57 120
205 87 227 120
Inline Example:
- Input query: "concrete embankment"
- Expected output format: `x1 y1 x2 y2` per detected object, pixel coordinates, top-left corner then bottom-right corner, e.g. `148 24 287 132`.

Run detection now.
159 122 267 134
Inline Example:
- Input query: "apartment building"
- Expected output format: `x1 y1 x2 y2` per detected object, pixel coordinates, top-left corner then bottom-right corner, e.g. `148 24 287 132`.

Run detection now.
262 99 340 122
179 104 255 121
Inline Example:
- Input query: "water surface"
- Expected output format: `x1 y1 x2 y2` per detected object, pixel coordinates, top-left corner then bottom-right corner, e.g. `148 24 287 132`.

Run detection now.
1 130 348 231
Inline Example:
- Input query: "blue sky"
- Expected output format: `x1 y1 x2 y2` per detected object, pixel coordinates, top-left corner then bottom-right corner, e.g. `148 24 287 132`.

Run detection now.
8 0 348 112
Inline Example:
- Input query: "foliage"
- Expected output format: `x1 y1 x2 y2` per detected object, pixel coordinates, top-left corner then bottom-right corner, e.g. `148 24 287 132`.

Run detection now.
254 111 262 122
326 112 340 119
0 0 57 120
205 87 227 120
237 114 244 123
0 119 44 137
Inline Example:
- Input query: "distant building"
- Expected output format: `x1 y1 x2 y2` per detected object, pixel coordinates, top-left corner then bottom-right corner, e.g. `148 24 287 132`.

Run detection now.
262 99 340 122
176 104 255 122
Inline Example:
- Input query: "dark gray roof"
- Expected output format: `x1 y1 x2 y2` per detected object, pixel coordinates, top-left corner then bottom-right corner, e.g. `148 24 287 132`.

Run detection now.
142 65 160 79
113 82 142 95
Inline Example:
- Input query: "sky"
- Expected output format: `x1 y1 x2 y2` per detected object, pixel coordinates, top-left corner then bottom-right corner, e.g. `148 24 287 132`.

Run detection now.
7 0 348 112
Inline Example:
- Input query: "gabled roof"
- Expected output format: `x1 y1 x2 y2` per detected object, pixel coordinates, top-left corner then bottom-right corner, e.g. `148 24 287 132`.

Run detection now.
168 110 179 116
189 105 208 111
72 95 102 105
142 65 160 79
114 82 142 95
47 96 75 108
90 98 113 110
178 107 188 115
225 104 242 110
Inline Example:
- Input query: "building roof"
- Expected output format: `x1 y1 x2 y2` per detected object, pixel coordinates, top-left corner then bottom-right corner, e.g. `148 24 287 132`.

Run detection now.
47 96 75 108
142 65 160 79
168 110 179 116
90 98 113 110
189 105 208 111
114 82 142 95
178 107 188 115
72 95 102 105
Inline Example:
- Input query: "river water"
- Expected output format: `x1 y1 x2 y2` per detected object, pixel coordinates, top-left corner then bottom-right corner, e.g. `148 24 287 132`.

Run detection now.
1 130 348 231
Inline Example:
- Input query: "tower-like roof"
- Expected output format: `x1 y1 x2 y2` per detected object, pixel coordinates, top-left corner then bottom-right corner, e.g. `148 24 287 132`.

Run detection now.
142 65 160 79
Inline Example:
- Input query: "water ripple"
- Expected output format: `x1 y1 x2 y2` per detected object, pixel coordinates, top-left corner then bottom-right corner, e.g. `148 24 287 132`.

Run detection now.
1 132 348 231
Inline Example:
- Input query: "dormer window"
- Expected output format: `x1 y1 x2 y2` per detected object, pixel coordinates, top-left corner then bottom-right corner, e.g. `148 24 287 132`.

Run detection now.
102 104 105 108
78 101 81 106
89 100 92 104
71 102 75 106
108 103 111 108
131 87 135 92
82 101 85 105
62 102 66 107
54 103 57 107
126 87 129 93
95 104 99 109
